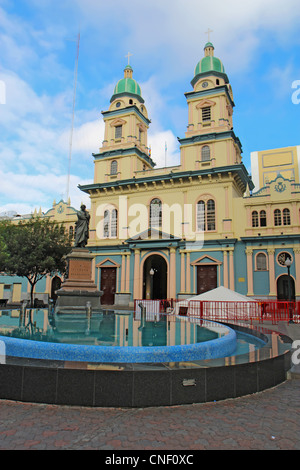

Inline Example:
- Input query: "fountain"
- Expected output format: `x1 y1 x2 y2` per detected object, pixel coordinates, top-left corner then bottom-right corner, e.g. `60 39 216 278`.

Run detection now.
0 207 293 407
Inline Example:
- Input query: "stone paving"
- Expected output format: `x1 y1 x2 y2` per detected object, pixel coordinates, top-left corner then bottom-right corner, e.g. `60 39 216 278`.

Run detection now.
0 321 299 451
0 380 299 450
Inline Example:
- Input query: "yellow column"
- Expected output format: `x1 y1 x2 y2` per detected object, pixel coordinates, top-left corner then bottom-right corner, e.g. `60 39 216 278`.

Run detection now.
186 251 191 293
245 248 254 296
180 252 185 293
229 250 235 291
169 247 176 299
223 250 228 288
133 249 140 300
121 253 126 292
125 253 131 292
267 248 276 296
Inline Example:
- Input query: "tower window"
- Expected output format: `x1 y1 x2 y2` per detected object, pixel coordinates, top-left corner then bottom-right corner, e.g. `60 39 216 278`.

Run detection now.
129 99 133 105
201 145 210 161
202 107 211 122
110 160 118 175
115 125 122 139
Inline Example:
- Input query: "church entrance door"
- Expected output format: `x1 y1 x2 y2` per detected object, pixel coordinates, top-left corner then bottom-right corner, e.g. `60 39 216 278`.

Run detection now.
143 254 168 300
101 267 116 305
197 265 217 294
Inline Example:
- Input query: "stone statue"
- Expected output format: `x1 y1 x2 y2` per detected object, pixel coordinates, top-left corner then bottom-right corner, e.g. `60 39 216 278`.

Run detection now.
74 204 90 248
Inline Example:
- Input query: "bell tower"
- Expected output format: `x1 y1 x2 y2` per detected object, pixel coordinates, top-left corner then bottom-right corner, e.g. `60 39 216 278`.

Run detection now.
179 42 242 170
93 58 155 185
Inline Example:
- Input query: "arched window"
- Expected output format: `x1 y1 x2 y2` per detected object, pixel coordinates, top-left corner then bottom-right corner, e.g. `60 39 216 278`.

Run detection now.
69 226 74 239
103 210 110 238
207 199 216 230
111 209 118 237
283 208 291 226
260 210 267 227
150 198 162 227
256 253 267 271
110 160 118 175
197 200 205 231
252 211 259 227
274 209 281 226
103 209 118 238
201 145 210 161
197 199 215 231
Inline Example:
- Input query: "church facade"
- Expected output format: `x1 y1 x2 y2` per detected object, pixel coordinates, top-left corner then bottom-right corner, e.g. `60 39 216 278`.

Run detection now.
1 43 300 306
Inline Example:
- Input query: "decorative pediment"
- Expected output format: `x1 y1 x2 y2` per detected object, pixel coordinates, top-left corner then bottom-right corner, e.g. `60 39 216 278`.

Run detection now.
126 228 180 242
96 258 120 268
110 118 126 127
196 99 216 109
191 255 222 266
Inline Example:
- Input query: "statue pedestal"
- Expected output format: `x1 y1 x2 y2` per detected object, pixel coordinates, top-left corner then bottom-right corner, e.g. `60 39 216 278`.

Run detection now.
55 248 103 314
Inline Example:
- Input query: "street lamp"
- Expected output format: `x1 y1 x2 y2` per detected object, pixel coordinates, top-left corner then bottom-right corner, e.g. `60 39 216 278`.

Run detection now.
284 258 293 322
150 268 154 300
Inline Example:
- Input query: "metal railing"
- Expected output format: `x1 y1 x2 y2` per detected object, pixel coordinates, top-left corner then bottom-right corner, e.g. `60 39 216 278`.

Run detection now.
134 299 300 324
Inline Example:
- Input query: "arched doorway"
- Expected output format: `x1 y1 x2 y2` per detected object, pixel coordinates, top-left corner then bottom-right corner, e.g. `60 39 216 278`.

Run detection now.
277 275 295 301
51 276 62 303
143 254 168 300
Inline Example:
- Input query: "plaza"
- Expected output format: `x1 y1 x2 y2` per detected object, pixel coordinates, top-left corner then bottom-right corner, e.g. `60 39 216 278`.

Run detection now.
1 3 300 452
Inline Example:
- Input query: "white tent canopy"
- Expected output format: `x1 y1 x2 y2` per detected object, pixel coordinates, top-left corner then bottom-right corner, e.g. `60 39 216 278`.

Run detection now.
175 286 259 320
186 286 251 302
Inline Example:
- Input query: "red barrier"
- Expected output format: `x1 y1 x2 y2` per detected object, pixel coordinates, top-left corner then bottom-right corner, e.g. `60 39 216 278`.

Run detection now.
134 299 300 324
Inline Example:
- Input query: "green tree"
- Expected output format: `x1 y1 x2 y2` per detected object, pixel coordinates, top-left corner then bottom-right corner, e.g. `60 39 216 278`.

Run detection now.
0 217 72 307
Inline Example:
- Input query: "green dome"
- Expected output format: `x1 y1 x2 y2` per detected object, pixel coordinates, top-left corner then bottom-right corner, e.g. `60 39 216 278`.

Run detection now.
111 65 144 103
194 55 225 76
113 77 142 96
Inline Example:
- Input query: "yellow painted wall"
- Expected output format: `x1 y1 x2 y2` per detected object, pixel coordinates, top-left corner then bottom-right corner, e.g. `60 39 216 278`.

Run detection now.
256 147 299 188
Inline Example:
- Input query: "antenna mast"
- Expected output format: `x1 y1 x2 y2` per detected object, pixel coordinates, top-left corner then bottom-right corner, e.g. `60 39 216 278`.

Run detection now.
66 31 80 201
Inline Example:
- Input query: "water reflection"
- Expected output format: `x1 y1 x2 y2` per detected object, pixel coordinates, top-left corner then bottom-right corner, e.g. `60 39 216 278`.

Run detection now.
0 307 228 348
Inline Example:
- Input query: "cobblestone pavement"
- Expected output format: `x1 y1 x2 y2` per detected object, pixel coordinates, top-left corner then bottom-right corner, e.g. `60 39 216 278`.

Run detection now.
0 379 299 450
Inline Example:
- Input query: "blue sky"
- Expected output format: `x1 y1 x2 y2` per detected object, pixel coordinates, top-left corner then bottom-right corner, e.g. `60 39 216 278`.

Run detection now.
0 0 300 215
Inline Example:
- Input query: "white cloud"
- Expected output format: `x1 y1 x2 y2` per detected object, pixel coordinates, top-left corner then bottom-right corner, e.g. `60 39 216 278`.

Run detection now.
148 130 180 168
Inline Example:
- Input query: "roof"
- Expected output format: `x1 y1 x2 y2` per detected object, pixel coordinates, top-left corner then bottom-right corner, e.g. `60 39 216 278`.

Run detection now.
186 286 252 302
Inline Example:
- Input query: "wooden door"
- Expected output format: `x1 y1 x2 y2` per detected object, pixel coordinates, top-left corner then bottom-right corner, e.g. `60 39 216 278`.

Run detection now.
101 268 116 305
197 265 217 294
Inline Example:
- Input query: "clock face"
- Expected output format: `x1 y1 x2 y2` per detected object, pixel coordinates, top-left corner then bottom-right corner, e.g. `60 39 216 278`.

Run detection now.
202 81 209 88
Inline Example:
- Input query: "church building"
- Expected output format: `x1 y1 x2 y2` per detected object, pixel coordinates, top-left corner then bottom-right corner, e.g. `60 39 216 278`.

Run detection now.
1 42 299 306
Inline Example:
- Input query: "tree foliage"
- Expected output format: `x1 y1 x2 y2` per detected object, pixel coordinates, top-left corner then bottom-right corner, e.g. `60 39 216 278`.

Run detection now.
0 217 72 306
